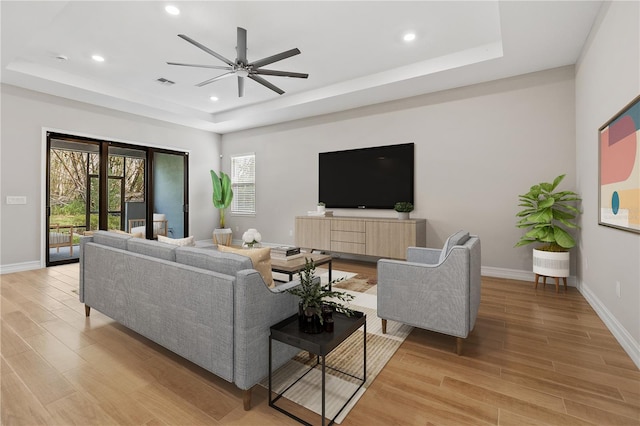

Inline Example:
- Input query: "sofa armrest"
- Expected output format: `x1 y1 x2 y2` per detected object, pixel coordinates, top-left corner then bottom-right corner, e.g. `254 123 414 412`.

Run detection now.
270 279 304 293
406 247 441 264
78 235 95 303
233 270 300 390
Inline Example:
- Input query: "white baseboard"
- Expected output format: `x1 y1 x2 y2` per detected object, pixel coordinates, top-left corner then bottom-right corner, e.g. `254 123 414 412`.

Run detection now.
0 260 42 275
576 279 640 370
481 266 577 286
483 266 639 369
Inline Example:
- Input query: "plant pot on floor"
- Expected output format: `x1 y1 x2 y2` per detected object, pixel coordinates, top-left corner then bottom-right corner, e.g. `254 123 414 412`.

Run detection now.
213 228 232 246
532 248 570 278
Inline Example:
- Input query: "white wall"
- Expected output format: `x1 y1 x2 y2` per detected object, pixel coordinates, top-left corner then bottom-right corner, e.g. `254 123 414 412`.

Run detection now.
221 66 577 277
0 84 221 271
575 1 640 366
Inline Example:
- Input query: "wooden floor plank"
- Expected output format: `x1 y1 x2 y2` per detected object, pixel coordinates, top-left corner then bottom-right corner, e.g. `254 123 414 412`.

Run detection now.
1 364 54 425
3 349 76 406
1 263 638 425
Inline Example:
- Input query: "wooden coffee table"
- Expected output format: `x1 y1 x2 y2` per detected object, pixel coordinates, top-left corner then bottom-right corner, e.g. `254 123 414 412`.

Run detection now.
271 253 332 285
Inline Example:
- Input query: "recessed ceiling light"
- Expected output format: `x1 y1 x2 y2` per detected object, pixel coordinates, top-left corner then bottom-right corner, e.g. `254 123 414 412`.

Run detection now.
210 96 219 102
403 32 416 42
165 5 180 15
91 55 105 62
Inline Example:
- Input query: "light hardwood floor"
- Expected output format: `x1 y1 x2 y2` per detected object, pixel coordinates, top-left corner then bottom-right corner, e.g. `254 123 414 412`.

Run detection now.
2 260 639 425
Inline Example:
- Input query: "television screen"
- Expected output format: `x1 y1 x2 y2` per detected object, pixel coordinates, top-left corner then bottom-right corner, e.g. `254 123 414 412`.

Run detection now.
319 143 414 209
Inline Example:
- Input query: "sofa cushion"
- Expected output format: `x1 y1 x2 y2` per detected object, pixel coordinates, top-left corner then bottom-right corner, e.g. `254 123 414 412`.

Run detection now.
157 235 195 247
127 238 177 261
93 230 132 250
217 245 274 288
439 230 470 263
175 246 253 277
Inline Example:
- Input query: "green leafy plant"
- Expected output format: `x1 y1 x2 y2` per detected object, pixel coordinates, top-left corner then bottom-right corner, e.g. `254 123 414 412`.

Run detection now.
210 170 233 228
515 174 581 251
394 202 414 213
317 202 325 206
286 258 355 324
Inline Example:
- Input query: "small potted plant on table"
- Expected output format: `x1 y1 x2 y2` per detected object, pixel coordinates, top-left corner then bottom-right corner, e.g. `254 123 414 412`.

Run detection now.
394 202 414 220
515 174 581 291
287 259 355 333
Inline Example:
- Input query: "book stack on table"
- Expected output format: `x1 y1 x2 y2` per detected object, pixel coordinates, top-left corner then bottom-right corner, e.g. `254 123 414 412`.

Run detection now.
271 246 303 261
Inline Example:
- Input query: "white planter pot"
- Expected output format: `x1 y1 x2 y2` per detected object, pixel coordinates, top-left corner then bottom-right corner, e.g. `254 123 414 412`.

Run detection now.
317 205 325 212
397 212 410 220
213 228 233 246
532 248 570 277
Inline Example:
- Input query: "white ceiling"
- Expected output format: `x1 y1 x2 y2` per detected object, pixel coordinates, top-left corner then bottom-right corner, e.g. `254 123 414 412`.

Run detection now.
1 1 602 134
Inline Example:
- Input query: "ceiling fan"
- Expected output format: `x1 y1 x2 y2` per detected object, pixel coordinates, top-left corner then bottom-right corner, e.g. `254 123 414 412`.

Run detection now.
167 27 309 97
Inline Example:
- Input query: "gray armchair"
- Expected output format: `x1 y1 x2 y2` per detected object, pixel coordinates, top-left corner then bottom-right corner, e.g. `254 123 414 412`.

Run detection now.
377 230 481 355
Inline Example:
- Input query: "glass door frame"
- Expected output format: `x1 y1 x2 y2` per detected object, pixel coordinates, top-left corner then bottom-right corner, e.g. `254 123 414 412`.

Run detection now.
46 132 189 266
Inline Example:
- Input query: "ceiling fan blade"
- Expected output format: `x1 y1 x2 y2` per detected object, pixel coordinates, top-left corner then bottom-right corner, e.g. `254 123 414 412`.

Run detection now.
254 69 309 79
250 48 301 69
237 27 247 65
238 76 244 97
177 34 235 67
248 74 284 95
167 62 232 71
195 72 235 87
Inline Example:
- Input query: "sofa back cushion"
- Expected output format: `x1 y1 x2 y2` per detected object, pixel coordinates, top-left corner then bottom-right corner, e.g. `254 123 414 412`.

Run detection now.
439 230 470 263
127 238 177 262
175 246 253 277
93 230 132 250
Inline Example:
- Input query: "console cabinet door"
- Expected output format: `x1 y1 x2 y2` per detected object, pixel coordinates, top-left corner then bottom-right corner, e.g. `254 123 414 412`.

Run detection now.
365 221 415 259
295 217 331 250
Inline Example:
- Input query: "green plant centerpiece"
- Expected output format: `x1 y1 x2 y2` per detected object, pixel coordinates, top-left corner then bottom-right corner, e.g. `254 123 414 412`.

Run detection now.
394 201 414 213
286 258 355 333
515 174 581 251
394 201 414 220
210 170 233 229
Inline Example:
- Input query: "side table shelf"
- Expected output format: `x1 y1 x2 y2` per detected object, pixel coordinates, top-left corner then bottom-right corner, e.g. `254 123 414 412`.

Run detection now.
269 312 367 426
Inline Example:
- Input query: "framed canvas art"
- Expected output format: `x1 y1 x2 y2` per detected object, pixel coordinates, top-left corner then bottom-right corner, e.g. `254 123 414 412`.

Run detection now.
598 94 640 234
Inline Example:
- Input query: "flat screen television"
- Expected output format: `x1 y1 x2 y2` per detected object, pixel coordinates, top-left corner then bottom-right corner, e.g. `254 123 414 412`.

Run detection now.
319 143 414 209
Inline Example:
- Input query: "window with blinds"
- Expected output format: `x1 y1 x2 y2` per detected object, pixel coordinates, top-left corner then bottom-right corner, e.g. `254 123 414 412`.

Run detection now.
230 153 256 214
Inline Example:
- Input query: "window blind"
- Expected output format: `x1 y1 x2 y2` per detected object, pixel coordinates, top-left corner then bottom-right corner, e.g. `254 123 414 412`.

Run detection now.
230 154 255 214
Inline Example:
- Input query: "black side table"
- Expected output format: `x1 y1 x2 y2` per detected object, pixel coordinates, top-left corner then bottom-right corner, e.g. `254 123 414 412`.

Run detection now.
269 311 367 426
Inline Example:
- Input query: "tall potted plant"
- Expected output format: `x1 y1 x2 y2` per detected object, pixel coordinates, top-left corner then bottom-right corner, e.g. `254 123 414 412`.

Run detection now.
211 170 233 245
515 174 581 279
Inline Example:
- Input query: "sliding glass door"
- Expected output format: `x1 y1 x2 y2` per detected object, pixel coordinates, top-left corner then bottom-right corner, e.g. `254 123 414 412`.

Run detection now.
46 133 188 266
151 151 188 239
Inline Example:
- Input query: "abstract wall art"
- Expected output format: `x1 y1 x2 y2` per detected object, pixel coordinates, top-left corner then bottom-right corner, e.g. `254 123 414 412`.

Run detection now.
599 94 640 234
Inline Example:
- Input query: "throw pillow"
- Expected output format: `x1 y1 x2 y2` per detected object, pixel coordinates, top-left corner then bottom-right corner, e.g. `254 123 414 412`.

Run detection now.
217 245 274 288
109 229 144 238
157 235 196 247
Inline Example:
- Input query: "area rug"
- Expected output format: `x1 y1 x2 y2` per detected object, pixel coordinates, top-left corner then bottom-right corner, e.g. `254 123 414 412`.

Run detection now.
261 269 413 424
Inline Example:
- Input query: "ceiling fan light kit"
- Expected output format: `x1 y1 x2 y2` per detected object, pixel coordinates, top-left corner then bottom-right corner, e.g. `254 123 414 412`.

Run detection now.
168 27 308 97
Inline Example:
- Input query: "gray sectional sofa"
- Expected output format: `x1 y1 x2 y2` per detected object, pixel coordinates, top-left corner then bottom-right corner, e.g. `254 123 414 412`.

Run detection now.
79 230 300 410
